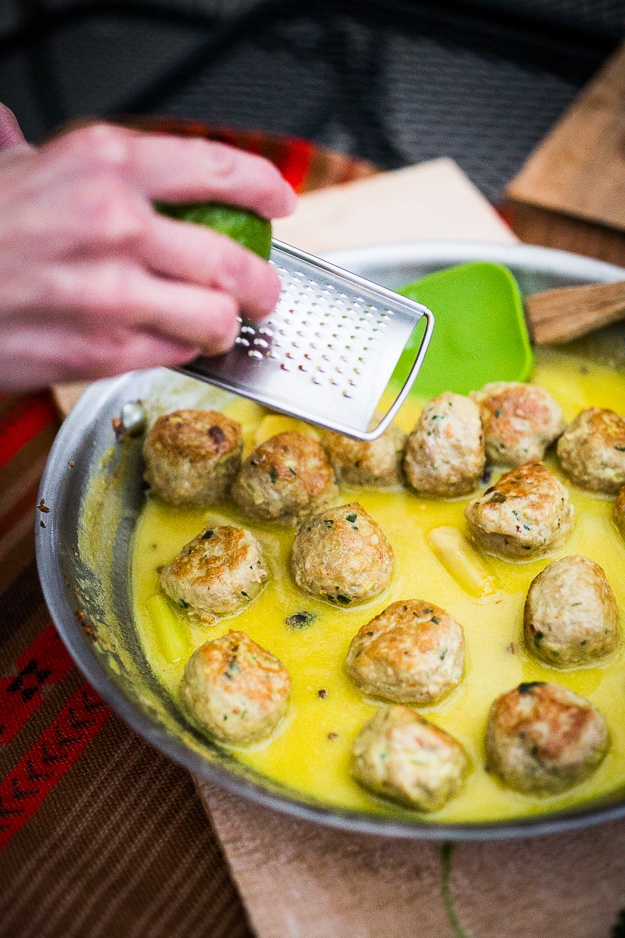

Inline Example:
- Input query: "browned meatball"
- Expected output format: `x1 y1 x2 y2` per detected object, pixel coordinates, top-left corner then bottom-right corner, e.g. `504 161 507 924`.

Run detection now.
614 485 625 539
143 409 242 506
351 705 469 811
403 392 485 497
345 600 465 704
181 630 291 744
232 431 337 524
471 381 564 467
322 424 406 488
557 408 625 494
290 502 393 606
464 461 574 560
486 682 608 795
159 526 269 625
524 555 619 667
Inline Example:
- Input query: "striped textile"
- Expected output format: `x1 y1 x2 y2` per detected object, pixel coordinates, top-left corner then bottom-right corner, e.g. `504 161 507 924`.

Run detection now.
0 130 373 938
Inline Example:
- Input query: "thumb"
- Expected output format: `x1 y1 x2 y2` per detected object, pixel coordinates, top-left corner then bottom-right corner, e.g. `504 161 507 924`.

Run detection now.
0 104 26 149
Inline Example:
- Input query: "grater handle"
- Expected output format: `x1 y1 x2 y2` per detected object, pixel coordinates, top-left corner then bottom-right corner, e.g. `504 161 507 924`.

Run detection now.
357 305 435 441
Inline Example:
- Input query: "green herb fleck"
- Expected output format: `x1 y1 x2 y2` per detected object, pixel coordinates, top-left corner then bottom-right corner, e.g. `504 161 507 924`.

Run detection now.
177 598 191 609
286 610 316 629
431 616 441 624
241 590 251 600
268 468 278 483
345 512 358 523
440 843 470 938
518 681 544 694
336 594 351 605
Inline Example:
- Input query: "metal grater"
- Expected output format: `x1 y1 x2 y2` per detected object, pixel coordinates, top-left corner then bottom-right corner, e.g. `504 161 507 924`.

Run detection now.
176 241 434 440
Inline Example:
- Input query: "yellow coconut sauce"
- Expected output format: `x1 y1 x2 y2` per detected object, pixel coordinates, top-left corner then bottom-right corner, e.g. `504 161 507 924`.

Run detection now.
132 347 625 823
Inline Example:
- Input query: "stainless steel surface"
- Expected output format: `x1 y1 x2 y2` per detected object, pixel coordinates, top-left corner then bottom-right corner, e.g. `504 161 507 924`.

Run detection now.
36 241 625 840
178 241 434 440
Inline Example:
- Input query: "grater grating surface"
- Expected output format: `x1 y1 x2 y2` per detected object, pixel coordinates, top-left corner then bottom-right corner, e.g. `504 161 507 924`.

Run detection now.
176 241 434 439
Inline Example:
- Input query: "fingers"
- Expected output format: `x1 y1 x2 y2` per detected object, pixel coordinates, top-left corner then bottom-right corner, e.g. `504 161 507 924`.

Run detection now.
0 104 26 150
39 259 244 353
45 123 297 219
139 214 281 320
0 323 200 389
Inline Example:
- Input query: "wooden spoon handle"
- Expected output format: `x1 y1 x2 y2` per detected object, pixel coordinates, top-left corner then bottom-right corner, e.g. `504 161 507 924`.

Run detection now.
525 279 625 346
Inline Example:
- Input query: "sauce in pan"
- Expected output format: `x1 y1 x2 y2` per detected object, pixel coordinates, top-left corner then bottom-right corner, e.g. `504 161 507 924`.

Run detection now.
132 348 625 822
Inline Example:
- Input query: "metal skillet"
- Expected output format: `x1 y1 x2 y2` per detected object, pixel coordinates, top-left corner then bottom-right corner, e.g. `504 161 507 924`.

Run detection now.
36 240 625 841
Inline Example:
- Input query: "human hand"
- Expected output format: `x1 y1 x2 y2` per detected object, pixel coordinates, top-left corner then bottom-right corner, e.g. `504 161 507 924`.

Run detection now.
0 119 297 390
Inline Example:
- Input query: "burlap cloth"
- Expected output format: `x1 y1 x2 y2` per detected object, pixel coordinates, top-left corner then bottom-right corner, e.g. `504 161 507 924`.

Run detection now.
2 129 625 938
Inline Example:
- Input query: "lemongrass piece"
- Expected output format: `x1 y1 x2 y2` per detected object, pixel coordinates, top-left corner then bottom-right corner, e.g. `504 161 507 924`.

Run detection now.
146 594 194 664
427 526 499 599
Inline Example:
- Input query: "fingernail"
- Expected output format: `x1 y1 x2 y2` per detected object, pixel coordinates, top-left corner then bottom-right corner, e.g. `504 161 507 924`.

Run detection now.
283 181 298 213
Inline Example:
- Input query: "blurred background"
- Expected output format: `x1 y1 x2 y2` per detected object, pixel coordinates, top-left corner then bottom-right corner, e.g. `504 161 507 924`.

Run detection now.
0 0 623 204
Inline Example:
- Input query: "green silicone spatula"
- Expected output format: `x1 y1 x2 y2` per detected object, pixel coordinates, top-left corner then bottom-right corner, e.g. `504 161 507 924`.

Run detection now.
392 261 533 399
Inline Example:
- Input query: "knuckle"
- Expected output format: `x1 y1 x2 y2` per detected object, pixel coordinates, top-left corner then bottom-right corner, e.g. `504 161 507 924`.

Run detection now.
90 261 138 311
48 261 137 316
76 175 145 245
52 123 130 172
197 139 237 179
212 241 254 291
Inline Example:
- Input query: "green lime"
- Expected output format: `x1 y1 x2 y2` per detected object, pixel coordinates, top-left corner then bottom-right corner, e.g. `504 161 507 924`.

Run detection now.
155 201 272 260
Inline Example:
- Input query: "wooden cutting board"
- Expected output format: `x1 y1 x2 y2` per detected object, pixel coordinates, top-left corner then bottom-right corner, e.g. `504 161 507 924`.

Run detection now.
506 39 625 264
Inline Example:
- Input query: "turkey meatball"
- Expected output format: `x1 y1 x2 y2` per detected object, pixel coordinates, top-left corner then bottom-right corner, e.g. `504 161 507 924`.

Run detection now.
345 600 465 704
524 555 619 667
181 630 291 744
464 461 574 560
322 424 406 488
557 408 625 494
486 682 608 795
143 409 242 506
471 381 564 468
403 392 485 497
232 431 337 524
351 705 469 812
290 502 393 606
159 526 268 625
614 485 625 539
